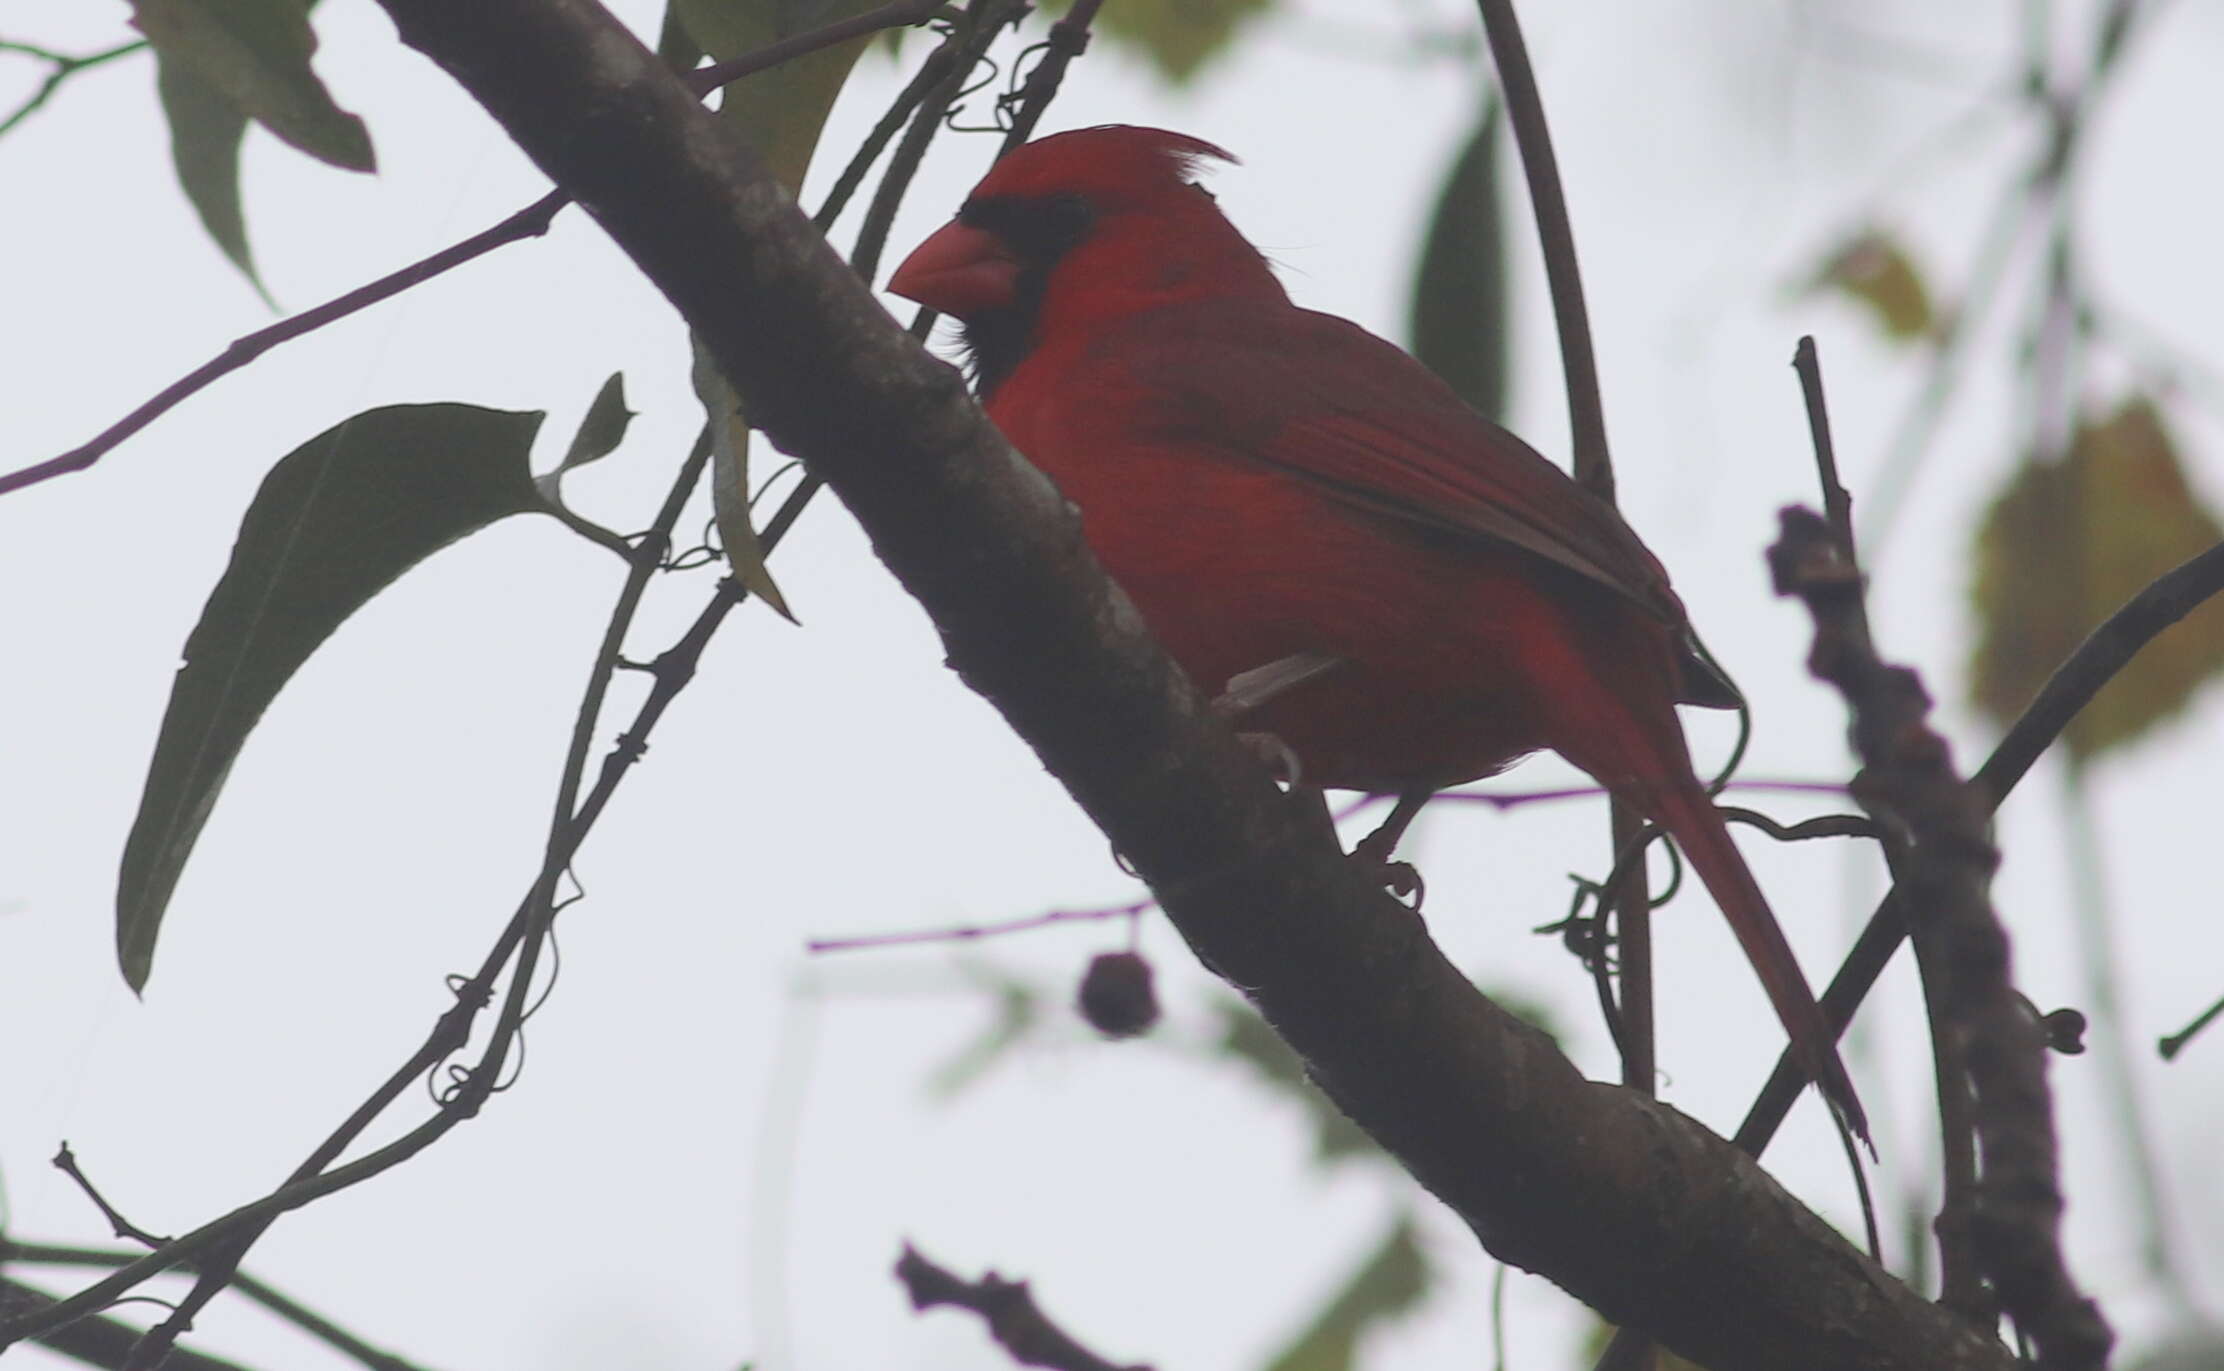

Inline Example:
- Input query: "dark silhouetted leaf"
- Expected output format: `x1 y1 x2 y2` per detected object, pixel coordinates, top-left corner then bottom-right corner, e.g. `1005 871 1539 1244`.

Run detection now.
132 0 375 173
1970 396 2224 762
117 403 546 990
1044 0 1275 84
1409 99 1508 421
1260 1217 1431 1371
1807 228 1932 342
154 49 267 300
553 373 635 480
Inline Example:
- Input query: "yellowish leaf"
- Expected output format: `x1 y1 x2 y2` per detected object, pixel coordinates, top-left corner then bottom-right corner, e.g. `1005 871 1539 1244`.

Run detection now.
1809 228 1934 343
1969 397 2224 761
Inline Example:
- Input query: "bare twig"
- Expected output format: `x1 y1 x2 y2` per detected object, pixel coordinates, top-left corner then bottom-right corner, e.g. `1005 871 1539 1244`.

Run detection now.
896 1244 1150 1371
1470 2 1658 1222
3 1240 433 1371
1470 0 1610 496
997 0 1104 149
1 1277 252 1371
681 0 951 96
810 898 1153 953
1770 506 2108 1370
2159 990 2224 1060
50 1146 170 1250
0 37 145 138
0 190 570 499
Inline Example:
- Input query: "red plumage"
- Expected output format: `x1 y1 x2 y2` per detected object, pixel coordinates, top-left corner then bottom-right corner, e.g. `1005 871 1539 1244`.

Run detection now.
892 125 1862 1138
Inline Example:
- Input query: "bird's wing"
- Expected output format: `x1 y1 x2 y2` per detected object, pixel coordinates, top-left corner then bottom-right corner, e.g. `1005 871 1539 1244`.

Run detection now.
1120 300 1741 707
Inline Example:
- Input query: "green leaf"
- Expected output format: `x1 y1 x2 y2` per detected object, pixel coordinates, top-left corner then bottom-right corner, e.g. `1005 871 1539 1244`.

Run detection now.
1970 396 2224 762
534 373 638 559
671 0 883 192
1214 1000 1378 1165
929 975 1040 1100
1807 228 1933 343
1042 0 1276 84
155 49 271 302
117 403 546 991
1408 99 1508 422
132 0 375 173
553 373 635 480
1259 1217 1431 1371
692 342 796 621
655 0 705 73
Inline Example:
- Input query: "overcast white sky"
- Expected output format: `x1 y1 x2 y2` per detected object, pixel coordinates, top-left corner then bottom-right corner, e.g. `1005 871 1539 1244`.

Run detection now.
4 2 2222 1368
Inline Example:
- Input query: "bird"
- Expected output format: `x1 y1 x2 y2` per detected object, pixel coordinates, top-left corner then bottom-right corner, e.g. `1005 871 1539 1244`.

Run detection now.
889 124 1863 1138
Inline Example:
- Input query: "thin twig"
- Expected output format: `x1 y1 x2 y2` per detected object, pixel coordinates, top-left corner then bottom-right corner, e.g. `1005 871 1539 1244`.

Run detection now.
681 0 951 96
896 1244 1150 1371
2 1241 433 1371
2159 989 2224 1060
810 898 1153 953
0 191 569 499
1471 2 1658 1240
1470 0 1610 496
1 1277 251 1371
0 37 145 139
997 0 1104 150
49 1146 171 1250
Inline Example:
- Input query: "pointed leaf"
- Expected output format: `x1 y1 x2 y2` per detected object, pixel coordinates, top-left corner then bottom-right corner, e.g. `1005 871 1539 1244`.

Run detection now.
1042 0 1276 84
132 0 375 173
118 403 546 990
671 0 881 192
155 50 270 301
1408 99 1508 421
534 373 639 559
1970 396 2224 762
1807 228 1932 342
1259 1217 1431 1371
554 372 635 479
693 339 796 620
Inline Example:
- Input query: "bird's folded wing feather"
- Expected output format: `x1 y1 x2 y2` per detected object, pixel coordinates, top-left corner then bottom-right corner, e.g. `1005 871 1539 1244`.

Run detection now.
1120 301 1741 708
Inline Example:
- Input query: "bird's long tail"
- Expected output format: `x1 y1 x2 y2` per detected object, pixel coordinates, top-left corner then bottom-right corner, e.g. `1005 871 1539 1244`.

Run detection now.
1647 778 1868 1145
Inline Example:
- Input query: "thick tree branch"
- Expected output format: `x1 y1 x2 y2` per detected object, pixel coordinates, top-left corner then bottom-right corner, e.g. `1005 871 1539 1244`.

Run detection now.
359 5 2011 1368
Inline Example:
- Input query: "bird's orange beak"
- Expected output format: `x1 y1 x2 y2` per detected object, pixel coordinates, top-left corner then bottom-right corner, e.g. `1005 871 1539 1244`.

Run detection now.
888 220 1020 319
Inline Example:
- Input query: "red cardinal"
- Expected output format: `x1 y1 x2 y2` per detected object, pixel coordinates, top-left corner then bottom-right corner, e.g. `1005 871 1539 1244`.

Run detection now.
891 125 1862 1136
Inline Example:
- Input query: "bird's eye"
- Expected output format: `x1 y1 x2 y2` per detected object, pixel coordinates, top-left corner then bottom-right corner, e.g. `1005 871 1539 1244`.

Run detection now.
959 193 1095 263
